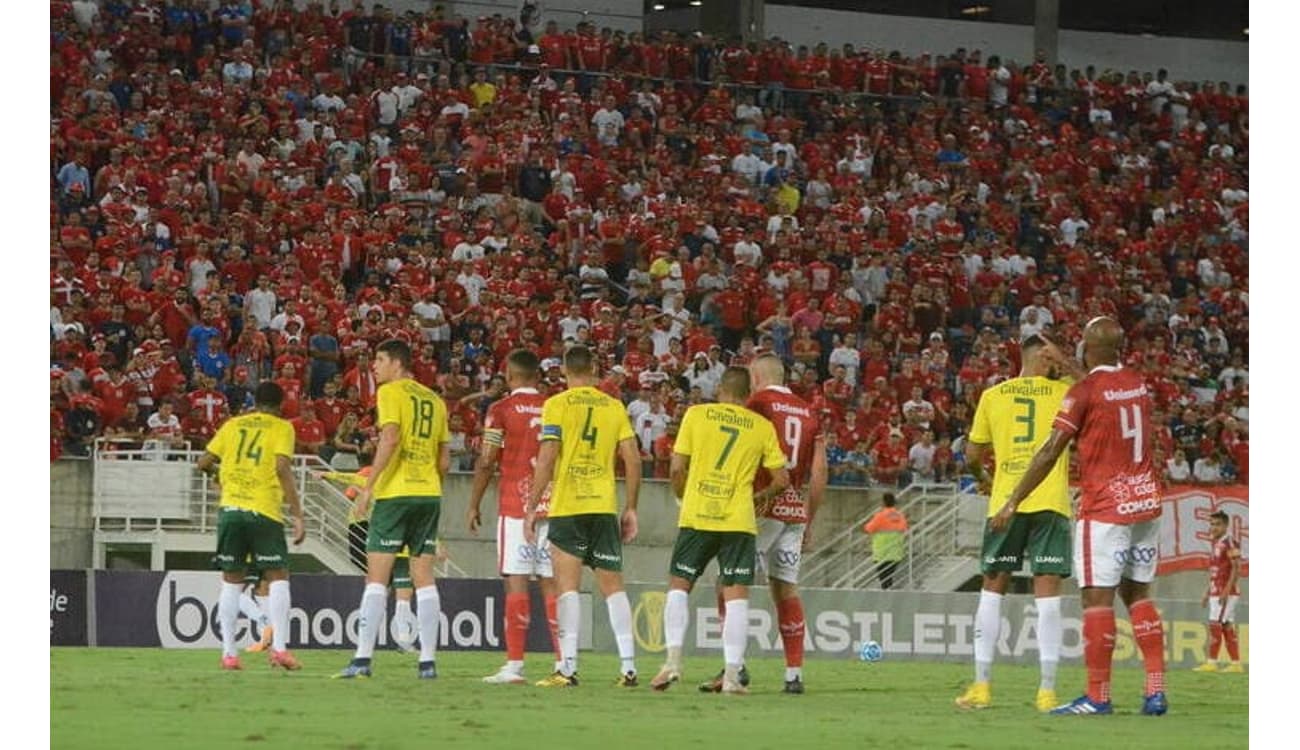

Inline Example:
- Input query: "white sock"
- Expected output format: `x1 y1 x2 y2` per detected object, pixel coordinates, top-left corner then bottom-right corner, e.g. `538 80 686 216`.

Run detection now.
785 666 802 681
606 591 636 675
268 580 290 652
557 591 580 677
974 590 1003 684
218 582 242 658
664 589 689 669
354 582 388 660
1036 596 1062 691
507 659 525 674
395 598 412 620
239 592 268 627
417 586 441 662
723 598 750 670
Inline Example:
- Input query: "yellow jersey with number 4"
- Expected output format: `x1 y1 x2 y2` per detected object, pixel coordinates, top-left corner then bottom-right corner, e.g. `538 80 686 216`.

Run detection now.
674 402 787 534
540 386 635 518
374 379 448 501
205 412 296 522
970 375 1072 517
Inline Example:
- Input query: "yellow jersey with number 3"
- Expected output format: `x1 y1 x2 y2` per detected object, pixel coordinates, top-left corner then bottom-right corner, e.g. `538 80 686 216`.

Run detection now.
205 412 296 522
374 378 448 501
674 402 787 534
540 386 635 518
969 375 1073 517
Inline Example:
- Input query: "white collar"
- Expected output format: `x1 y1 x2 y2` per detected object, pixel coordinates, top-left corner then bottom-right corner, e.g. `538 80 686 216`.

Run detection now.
763 385 792 394
511 388 539 395
1088 364 1122 374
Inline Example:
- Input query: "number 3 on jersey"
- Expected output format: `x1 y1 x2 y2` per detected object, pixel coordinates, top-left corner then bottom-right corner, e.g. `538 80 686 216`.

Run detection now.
1119 403 1144 463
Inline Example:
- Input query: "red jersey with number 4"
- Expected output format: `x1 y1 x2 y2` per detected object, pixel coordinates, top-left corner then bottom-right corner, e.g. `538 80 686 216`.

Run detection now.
482 388 548 518
1054 365 1161 524
1209 535 1241 596
748 386 821 523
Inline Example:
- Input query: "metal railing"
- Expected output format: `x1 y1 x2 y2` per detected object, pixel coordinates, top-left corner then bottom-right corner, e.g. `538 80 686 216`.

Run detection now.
90 439 467 578
800 480 974 591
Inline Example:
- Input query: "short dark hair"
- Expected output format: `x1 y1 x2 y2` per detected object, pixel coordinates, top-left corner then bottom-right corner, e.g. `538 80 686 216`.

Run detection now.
882 493 897 508
563 345 594 375
719 366 752 400
376 338 413 370
1210 510 1229 524
506 348 541 379
1021 333 1048 352
255 381 284 409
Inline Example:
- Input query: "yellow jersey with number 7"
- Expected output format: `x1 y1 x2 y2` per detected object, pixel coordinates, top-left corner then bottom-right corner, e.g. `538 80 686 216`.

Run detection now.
673 402 787 534
540 386 635 517
374 378 448 501
205 412 296 522
969 375 1073 517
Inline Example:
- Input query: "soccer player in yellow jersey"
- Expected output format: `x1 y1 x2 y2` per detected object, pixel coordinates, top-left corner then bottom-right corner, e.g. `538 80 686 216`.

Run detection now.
956 334 1074 712
525 345 643 687
337 339 451 680
196 382 305 672
650 367 789 695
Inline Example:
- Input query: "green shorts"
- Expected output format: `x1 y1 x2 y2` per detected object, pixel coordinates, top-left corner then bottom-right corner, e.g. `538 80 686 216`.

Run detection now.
367 497 441 556
214 508 288 573
981 510 1072 577
391 556 412 590
547 514 623 571
242 560 264 587
669 528 757 586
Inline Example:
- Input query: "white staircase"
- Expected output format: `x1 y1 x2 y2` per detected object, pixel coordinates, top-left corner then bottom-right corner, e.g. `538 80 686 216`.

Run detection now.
90 439 465 576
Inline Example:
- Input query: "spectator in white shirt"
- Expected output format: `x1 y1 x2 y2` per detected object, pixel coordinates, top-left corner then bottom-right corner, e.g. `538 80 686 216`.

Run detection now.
1193 452 1224 485
1165 449 1192 482
908 431 938 481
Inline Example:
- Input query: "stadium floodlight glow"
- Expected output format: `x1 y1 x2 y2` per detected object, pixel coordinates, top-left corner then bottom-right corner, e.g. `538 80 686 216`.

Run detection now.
689 0 702 6
960 5 991 15
652 2 665 9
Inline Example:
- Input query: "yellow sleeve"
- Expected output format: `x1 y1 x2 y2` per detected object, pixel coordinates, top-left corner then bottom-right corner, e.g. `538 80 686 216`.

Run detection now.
760 421 787 470
969 390 993 445
206 421 230 460
376 383 400 429
323 471 367 488
273 420 295 458
540 396 563 442
673 408 696 456
615 400 635 443
432 394 450 445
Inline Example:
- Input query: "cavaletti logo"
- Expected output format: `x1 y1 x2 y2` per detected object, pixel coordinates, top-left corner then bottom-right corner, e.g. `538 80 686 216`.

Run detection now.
633 591 666 653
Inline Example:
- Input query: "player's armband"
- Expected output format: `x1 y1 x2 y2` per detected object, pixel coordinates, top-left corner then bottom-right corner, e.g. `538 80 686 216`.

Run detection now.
541 425 562 441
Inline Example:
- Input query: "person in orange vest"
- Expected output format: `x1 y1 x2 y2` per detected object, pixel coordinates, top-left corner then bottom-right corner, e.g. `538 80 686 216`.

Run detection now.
862 493 909 590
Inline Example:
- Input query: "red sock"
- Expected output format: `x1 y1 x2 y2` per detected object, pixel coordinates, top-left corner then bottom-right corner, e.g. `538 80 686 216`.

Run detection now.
1207 621 1224 662
544 595 561 662
1083 607 1116 704
1129 599 1166 695
776 598 806 669
1223 623 1240 662
505 592 530 662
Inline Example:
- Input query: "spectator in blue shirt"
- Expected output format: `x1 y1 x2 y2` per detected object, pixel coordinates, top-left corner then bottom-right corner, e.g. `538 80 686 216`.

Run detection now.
215 1 251 47
195 337 232 381
56 156 91 198
826 434 852 486
308 327 341 398
186 320 221 357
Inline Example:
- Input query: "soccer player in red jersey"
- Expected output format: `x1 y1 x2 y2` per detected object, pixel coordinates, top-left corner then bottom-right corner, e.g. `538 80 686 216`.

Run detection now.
996 317 1168 716
1193 510 1245 673
467 349 563 684
701 353 827 694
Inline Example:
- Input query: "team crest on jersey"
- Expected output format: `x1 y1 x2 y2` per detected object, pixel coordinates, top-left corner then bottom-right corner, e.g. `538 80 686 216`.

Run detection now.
1105 476 1133 504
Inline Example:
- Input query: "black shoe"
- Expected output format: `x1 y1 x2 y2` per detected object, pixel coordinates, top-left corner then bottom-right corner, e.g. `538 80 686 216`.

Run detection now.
783 677 805 694
418 660 438 679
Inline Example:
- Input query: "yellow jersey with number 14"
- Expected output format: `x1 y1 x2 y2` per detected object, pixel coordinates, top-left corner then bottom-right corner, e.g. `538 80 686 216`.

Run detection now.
540 386 636 518
674 402 787 534
969 375 1073 517
205 412 296 522
373 378 448 501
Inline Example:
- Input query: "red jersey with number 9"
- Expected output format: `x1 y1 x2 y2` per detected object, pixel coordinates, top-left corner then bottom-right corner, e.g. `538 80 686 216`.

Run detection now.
748 386 821 523
1053 365 1161 524
482 388 548 518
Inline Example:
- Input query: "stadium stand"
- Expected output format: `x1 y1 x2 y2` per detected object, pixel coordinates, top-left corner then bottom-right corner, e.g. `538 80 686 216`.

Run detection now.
50 2 1248 491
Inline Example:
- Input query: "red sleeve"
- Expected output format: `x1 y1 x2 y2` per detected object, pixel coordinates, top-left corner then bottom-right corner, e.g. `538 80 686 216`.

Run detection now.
1053 380 1090 437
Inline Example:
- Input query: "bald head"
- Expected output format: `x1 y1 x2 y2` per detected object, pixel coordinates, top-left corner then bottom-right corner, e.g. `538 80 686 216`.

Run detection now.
749 353 785 390
1083 316 1124 367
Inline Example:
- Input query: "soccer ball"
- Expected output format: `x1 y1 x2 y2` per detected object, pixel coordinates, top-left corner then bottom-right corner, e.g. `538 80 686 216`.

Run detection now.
859 640 883 662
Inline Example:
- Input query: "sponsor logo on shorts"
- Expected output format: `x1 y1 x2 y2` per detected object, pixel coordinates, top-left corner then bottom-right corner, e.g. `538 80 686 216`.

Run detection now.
1113 545 1158 564
674 563 697 575
775 550 801 566
253 554 280 563
592 551 619 562
722 566 752 577
379 538 403 547
1033 556 1066 564
214 554 235 563
1117 498 1161 515
985 555 1017 564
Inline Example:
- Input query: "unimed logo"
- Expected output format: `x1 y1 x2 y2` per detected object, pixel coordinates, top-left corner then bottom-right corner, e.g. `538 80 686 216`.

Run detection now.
153 572 501 650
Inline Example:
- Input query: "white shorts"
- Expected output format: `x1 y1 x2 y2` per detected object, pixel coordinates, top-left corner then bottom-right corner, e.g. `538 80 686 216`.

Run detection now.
755 518 804 584
497 516 553 578
1075 518 1160 588
1209 595 1239 624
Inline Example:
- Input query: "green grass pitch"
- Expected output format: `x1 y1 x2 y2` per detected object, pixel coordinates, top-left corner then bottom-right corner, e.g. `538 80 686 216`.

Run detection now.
51 648 1247 749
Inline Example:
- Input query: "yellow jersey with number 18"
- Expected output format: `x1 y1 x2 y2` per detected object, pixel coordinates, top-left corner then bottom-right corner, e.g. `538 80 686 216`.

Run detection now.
969 375 1073 517
205 412 296 522
373 378 448 501
674 402 787 534
540 386 636 518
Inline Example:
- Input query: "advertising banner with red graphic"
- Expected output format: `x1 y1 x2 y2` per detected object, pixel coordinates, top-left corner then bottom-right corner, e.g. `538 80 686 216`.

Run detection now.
1157 485 1248 577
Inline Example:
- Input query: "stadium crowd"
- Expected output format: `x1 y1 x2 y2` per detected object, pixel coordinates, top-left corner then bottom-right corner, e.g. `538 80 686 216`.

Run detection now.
49 1 1249 490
